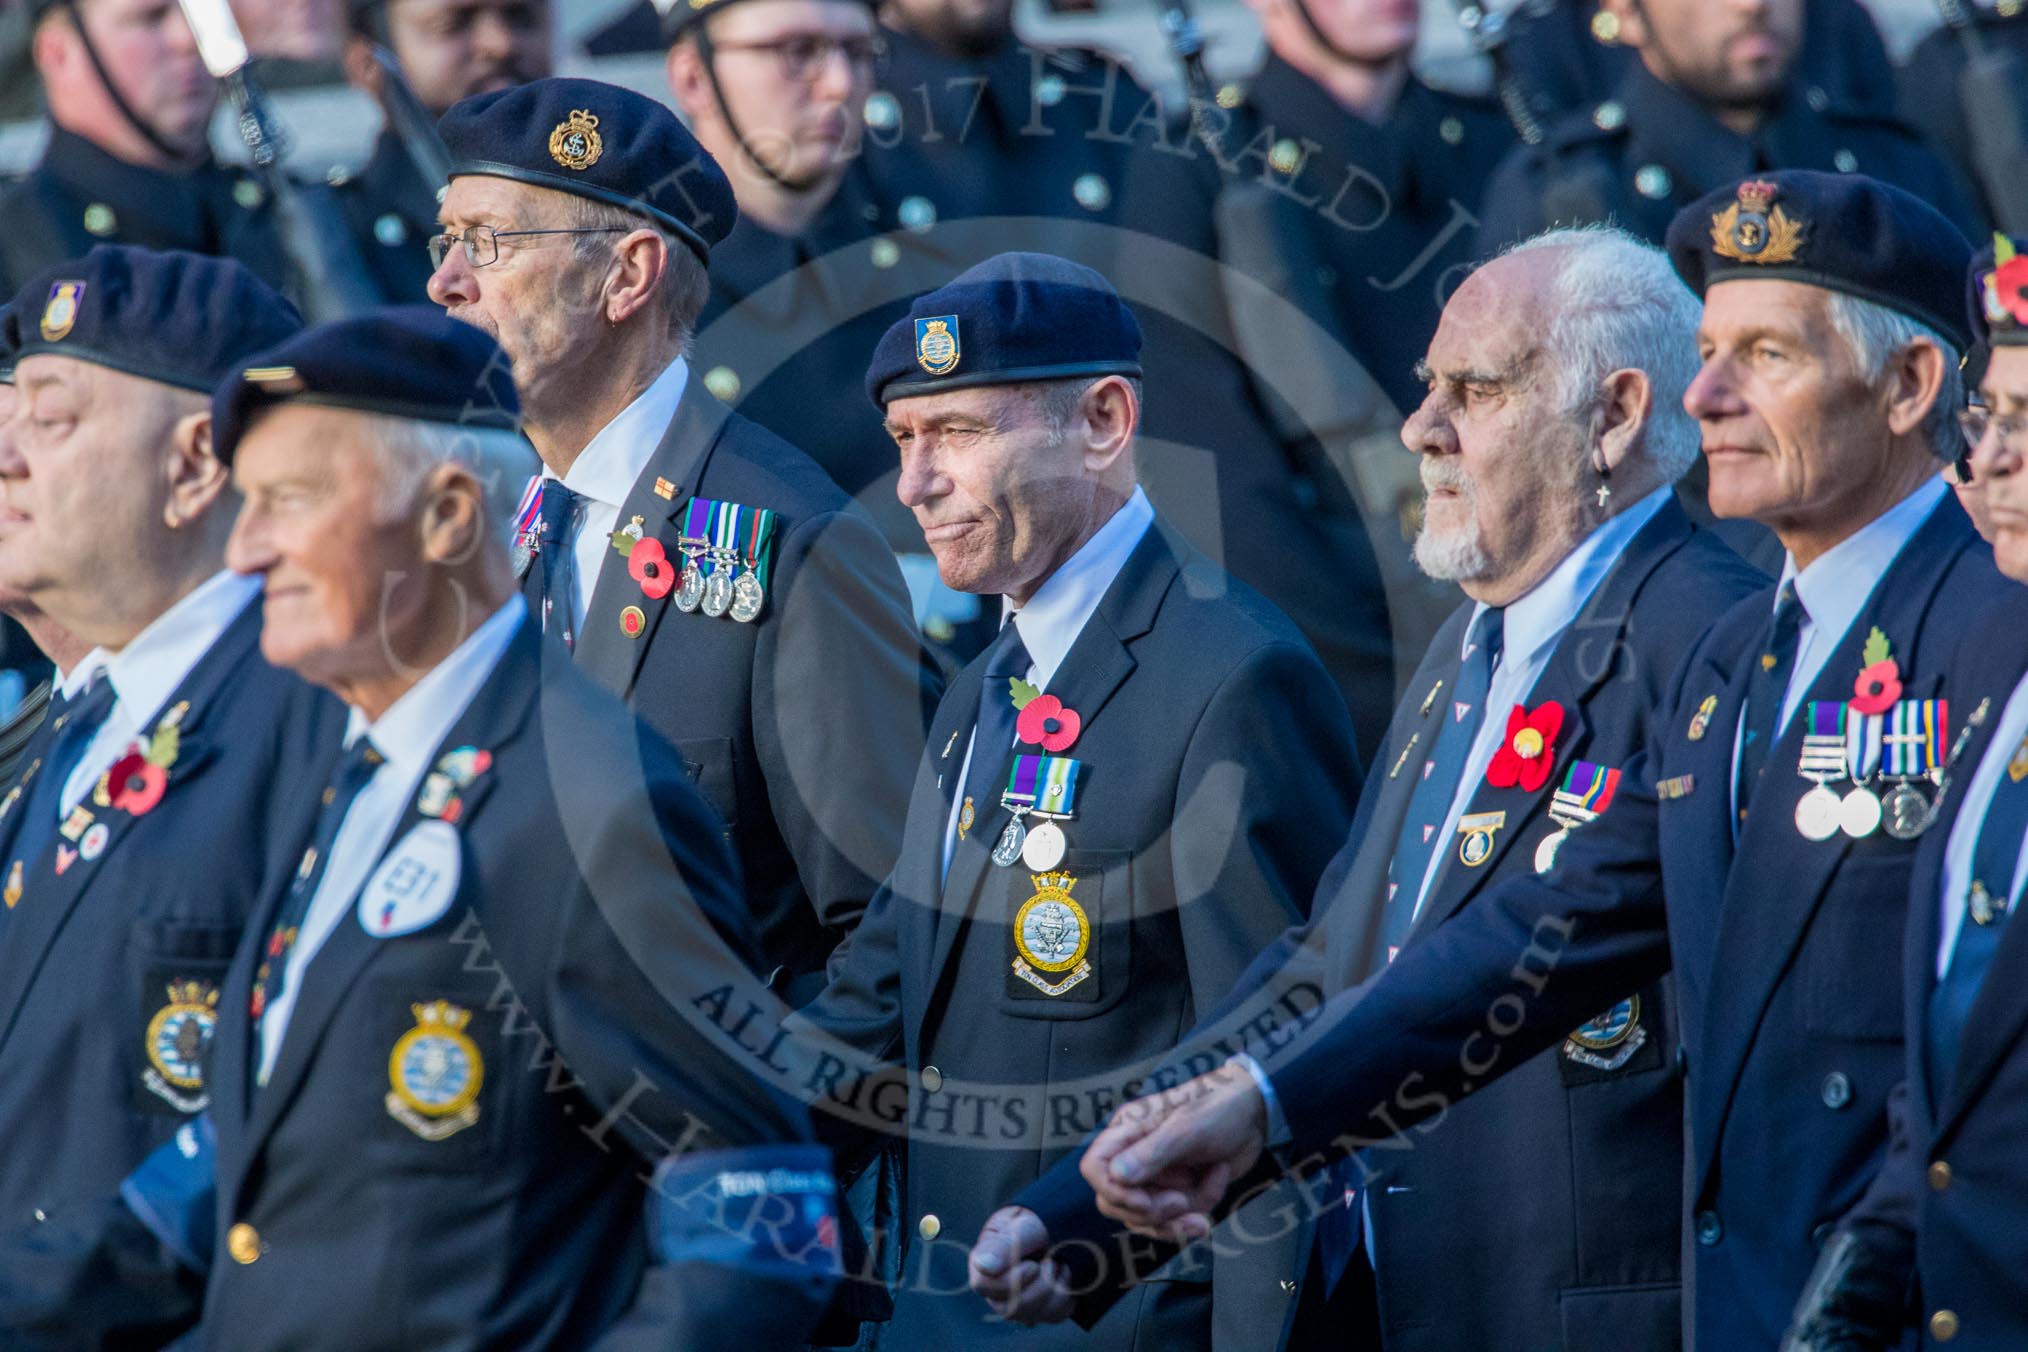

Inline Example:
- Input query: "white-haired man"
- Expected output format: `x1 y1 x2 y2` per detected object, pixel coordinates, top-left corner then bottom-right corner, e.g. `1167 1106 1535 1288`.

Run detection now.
1039 172 2028 1352
970 225 1763 1351
14 307 839 1349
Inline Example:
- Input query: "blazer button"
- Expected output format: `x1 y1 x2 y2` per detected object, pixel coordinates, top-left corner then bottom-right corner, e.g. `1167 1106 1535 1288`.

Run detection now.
227 1222 263 1265
918 1214 941 1241
1930 1309 1960 1342
1810 1222 1835 1250
1694 1210 1723 1246
921 1066 944 1094
1929 1161 1953 1192
1820 1072 1851 1109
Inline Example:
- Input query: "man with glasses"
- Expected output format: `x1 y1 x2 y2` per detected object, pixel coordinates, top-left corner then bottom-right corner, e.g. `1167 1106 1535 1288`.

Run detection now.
332 0 556 303
667 0 970 640
427 77 940 1006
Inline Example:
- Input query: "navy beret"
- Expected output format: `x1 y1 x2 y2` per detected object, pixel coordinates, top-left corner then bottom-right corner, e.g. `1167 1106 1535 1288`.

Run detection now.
439 77 736 263
3 245 302 395
1666 171 1973 353
211 307 519 464
1970 234 2028 350
866 252 1143 407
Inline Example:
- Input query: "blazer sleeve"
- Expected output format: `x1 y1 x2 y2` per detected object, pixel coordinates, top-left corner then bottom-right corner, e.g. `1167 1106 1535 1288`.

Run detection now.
752 505 942 938
1170 639 1363 1020
538 712 816 1157
1263 737 1673 1163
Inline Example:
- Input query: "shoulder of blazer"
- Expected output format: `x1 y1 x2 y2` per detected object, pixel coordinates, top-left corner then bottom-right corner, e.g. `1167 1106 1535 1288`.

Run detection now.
700 404 860 521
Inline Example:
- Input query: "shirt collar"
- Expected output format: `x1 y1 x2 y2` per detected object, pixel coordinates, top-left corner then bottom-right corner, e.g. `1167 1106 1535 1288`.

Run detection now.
1003 486 1156 689
1468 486 1673 667
343 596 527 779
1778 475 1947 632
94 570 261 726
549 356 689 510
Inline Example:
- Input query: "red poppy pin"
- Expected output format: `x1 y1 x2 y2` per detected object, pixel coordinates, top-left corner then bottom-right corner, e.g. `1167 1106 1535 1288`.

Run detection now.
1487 701 1565 793
1849 627 1902 716
626 537 676 600
1010 678 1081 753
98 700 186 818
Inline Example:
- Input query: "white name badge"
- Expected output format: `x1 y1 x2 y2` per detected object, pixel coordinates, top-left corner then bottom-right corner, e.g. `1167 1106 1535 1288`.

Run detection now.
357 821 462 938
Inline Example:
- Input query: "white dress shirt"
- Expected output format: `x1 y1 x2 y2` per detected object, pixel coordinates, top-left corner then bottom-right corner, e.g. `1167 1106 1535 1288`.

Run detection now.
1404 486 1671 921
1728 476 1947 815
257 597 525 1080
1935 668 2028 977
545 355 690 634
938 487 1155 877
63 570 262 814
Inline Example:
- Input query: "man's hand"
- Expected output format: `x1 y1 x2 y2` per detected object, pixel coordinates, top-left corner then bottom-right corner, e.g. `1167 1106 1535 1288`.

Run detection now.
1080 1062 1266 1241
968 1206 1074 1326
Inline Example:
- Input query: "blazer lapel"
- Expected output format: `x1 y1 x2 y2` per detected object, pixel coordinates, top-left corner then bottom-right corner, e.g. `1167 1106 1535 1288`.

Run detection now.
1410 501 1698 942
229 636 537 1186
0 608 255 1054
1693 501 1969 1191
571 379 732 696
919 526 1181 1017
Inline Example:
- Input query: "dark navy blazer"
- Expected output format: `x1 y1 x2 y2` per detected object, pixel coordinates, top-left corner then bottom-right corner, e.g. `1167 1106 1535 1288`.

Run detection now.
1223 494 2009 1350
520 379 943 993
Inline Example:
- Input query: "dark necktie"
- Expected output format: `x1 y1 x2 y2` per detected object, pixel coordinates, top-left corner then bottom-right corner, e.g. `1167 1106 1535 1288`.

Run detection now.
1925 750 2028 1097
1318 606 1502 1290
1381 605 1506 953
248 735 385 1083
1735 581 1806 822
536 480 586 652
2 673 118 909
948 619 1032 880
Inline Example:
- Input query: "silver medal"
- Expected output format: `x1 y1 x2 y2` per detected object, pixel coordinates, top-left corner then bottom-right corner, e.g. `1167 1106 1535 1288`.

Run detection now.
991 815 1027 867
730 570 765 623
702 568 734 618
1534 828 1569 875
1838 785 1883 839
1794 784 1844 842
1022 820 1066 871
1881 782 1932 840
675 561 705 612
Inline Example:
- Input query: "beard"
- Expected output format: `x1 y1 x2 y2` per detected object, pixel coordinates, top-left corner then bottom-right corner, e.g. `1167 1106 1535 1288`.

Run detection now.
1412 459 1494 581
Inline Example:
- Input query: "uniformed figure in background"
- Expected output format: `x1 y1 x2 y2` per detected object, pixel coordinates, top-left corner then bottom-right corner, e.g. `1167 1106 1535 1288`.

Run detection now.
1896 2 2028 238
0 0 291 297
0 245 345 1342
1039 172 2024 1352
790 252 1361 1348
978 227 1764 1352
1785 234 2028 1352
1476 0 1983 254
1499 0 1897 130
333 0 556 304
1206 0 1510 687
428 78 941 998
667 0 966 594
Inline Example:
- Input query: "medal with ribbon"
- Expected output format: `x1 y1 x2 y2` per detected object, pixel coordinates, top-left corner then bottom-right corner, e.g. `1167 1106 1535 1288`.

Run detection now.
674 498 712 612
730 506 776 624
1878 698 1948 839
1010 753 1082 870
1535 759 1621 873
510 476 543 576
992 755 1042 867
1795 701 1851 842
702 500 741 617
1840 705 1888 839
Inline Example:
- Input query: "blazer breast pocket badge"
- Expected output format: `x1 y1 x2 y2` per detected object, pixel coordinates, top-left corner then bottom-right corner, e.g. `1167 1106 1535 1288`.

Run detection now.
386 1000 484 1141
1009 871 1096 1000
142 978 219 1114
